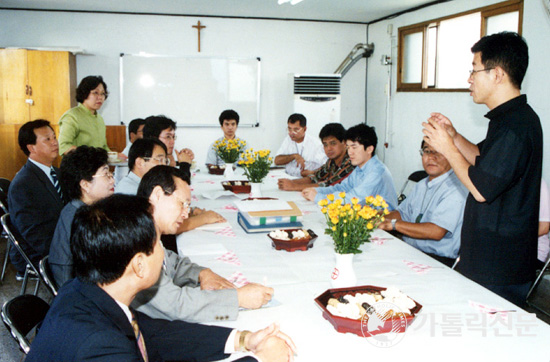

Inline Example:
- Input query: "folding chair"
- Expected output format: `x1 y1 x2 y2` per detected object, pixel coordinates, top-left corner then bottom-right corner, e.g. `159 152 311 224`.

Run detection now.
0 193 10 282
1 294 50 354
39 256 58 296
526 257 550 317
397 170 428 205
1 214 44 295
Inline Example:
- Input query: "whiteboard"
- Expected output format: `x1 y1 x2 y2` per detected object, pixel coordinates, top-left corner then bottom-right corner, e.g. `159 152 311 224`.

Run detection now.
120 54 260 127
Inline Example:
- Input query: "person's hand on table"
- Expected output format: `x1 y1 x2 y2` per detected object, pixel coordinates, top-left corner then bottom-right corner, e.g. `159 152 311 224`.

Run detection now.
191 207 206 216
301 188 317 201
378 219 392 231
300 169 315 177
117 152 128 161
196 210 226 224
237 283 274 309
176 148 194 164
294 154 305 171
278 178 295 191
241 323 297 362
199 268 235 290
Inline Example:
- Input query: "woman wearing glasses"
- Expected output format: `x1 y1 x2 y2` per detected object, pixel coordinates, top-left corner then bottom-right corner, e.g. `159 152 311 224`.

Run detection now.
58 76 126 160
49 146 116 287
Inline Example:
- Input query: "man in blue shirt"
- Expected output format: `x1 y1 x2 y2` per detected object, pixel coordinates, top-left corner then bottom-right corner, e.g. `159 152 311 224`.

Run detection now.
302 123 397 210
379 141 468 267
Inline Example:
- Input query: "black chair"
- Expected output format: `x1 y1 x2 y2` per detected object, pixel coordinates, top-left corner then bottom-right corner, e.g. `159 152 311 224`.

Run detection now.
1 294 50 354
1 214 44 295
39 256 58 296
0 177 10 195
397 170 428 205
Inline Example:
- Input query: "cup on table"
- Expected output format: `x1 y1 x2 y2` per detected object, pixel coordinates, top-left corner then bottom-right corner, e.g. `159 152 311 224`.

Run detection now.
108 151 118 163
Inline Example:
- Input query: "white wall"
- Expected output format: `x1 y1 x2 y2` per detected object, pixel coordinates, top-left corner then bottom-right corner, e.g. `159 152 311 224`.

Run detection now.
0 10 367 165
367 0 550 188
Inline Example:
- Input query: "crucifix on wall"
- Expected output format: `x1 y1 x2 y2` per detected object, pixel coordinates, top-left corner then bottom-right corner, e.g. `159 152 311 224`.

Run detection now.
192 20 206 52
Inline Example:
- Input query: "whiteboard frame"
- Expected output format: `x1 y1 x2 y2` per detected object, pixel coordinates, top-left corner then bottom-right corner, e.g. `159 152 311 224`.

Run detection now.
119 53 261 128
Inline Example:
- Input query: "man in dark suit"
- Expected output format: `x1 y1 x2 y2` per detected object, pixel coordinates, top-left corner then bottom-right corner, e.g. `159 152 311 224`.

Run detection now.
26 195 295 362
8 119 64 277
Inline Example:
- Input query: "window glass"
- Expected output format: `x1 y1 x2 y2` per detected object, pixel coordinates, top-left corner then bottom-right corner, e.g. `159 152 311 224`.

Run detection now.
403 32 423 84
437 13 480 88
426 26 437 88
486 11 519 35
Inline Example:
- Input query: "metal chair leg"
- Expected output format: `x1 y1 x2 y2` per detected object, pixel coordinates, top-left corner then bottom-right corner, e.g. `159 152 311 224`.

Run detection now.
1 240 10 281
20 267 30 295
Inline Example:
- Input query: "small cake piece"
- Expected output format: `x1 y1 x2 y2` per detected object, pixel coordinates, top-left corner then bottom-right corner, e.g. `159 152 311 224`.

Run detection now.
269 230 290 240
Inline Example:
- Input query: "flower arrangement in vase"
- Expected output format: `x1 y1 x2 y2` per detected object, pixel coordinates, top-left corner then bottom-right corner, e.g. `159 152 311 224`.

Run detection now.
214 138 246 164
319 193 389 254
238 149 273 183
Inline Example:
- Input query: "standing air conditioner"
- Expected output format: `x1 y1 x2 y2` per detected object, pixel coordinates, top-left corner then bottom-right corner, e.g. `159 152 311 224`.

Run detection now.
293 74 341 140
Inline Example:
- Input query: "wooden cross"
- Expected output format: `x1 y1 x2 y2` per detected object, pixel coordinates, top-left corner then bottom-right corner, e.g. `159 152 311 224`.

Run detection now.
192 20 206 52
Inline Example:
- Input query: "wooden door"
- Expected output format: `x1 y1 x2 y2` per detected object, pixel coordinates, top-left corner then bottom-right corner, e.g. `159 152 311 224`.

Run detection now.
0 49 29 124
27 50 76 124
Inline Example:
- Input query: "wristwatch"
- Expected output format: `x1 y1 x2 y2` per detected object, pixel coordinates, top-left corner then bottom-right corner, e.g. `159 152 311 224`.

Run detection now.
391 219 397 231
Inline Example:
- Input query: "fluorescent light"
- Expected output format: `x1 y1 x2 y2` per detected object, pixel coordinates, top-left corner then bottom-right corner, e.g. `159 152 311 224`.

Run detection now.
290 0 304 4
278 0 290 4
278 0 304 4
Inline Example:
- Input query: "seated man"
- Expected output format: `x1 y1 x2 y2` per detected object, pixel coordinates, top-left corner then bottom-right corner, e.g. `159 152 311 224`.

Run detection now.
302 123 398 210
206 109 247 167
116 138 225 241
143 115 194 175
115 117 146 181
8 120 64 278
26 194 295 361
379 141 468 267
278 123 354 191
134 166 272 322
116 138 170 195
274 113 327 177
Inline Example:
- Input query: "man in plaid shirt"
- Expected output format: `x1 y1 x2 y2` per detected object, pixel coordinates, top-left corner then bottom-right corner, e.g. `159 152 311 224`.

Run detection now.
278 123 354 191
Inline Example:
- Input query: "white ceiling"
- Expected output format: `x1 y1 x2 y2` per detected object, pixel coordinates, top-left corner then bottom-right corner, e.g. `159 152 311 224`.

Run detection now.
0 0 452 24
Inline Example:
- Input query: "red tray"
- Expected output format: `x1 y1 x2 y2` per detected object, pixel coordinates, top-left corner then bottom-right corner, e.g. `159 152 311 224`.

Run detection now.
268 229 317 252
208 165 226 175
221 180 251 193
314 285 422 337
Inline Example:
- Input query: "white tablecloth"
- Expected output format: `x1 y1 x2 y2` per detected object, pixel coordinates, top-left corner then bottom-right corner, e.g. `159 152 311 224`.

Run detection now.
177 169 550 362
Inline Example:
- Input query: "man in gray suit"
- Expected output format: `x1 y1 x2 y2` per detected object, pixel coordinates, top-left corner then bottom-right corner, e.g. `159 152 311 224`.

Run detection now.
8 120 64 278
133 165 273 322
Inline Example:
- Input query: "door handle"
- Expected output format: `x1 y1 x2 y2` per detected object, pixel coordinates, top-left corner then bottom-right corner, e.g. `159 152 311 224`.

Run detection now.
25 99 34 105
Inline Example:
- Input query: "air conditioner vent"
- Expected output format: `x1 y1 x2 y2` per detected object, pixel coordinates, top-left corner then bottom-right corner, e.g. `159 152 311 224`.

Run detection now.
294 75 341 95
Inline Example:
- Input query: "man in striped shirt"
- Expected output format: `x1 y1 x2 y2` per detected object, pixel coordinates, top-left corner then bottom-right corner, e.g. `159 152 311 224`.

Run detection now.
278 123 354 191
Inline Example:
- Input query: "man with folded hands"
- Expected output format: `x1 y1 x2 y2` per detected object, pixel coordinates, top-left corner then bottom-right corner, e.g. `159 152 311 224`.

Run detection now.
26 194 296 361
133 165 273 322
278 123 355 192
379 141 468 267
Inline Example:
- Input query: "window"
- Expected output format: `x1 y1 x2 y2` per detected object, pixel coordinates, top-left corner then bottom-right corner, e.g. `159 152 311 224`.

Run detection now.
397 0 523 92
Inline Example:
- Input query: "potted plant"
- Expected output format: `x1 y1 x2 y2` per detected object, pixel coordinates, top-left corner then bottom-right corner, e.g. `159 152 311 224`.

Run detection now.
214 138 246 177
318 192 389 287
238 149 273 196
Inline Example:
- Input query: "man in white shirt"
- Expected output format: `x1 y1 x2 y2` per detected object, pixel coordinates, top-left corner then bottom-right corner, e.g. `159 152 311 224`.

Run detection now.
274 113 327 177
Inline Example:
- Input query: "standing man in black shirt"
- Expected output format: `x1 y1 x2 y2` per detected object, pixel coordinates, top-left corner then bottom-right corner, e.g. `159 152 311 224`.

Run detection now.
422 32 542 307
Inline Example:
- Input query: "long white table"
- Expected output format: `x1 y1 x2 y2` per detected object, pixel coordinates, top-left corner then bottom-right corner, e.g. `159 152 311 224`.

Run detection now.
177 169 550 362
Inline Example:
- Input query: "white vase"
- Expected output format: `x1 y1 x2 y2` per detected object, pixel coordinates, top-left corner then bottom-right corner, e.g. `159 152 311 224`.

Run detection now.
223 163 234 178
249 182 262 197
330 253 357 288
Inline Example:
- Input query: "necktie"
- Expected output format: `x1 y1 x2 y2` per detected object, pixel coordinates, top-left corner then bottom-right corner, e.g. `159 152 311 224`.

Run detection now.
131 313 149 362
50 168 63 200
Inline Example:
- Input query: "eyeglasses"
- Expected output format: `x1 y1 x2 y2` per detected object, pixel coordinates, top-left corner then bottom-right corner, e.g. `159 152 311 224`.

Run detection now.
143 156 170 165
92 171 114 179
287 127 304 135
469 68 494 76
90 91 108 99
419 148 441 157
160 134 177 141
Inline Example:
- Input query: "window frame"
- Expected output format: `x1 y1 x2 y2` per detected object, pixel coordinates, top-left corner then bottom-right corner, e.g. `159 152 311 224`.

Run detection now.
396 0 523 92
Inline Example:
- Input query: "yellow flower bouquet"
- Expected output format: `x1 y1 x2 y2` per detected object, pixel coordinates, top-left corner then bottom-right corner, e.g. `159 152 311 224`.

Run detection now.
319 192 389 254
238 149 273 183
214 138 246 164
